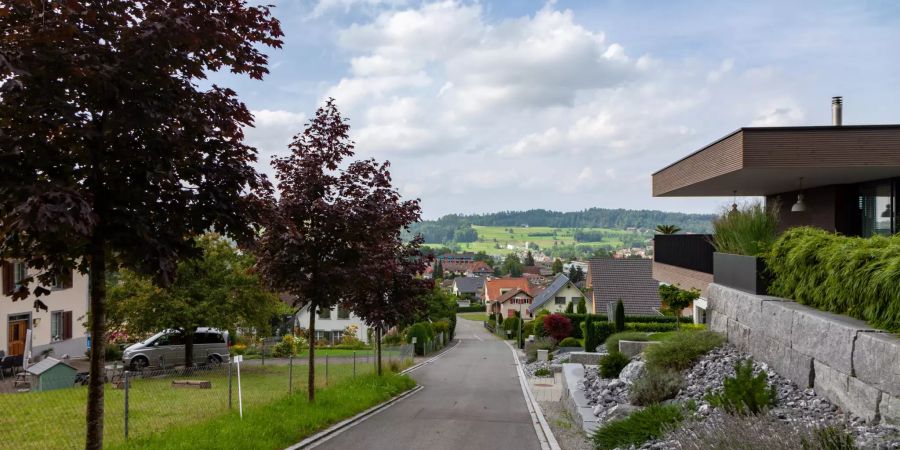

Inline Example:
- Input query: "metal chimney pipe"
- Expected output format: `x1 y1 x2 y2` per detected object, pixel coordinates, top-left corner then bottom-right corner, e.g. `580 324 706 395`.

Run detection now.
832 96 842 126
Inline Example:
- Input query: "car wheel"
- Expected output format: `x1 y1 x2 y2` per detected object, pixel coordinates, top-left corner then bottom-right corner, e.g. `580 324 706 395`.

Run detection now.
130 356 149 371
208 354 223 366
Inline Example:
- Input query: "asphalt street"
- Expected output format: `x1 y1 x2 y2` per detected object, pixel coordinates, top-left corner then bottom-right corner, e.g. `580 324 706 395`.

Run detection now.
314 316 542 450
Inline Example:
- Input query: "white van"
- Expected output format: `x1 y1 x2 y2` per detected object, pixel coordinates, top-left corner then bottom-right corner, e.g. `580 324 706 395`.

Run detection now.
122 327 229 370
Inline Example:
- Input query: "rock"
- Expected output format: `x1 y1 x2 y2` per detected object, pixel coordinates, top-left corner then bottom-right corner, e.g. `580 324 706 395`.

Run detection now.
618 360 646 385
599 404 641 423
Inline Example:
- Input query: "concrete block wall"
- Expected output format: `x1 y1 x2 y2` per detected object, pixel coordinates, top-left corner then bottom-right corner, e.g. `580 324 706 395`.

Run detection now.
708 283 900 425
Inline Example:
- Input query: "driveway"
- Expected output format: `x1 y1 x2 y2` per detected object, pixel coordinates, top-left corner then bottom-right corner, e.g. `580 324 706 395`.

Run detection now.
314 316 542 450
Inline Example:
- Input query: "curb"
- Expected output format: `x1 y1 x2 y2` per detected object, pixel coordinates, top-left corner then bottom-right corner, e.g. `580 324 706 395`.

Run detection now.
284 340 458 449
504 340 562 450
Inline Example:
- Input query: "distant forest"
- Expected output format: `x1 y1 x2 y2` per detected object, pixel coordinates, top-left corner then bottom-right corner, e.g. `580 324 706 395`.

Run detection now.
410 208 715 244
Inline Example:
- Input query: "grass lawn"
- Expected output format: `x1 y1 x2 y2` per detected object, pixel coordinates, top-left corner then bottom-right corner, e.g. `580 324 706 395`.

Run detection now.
458 312 489 322
242 348 377 359
1 361 410 449
423 225 646 257
111 372 416 450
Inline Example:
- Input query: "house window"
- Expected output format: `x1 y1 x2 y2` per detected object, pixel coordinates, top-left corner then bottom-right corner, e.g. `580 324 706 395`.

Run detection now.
318 306 331 320
337 306 350 319
51 270 73 290
13 262 27 287
555 296 566 305
332 330 344 344
859 179 895 237
572 296 583 304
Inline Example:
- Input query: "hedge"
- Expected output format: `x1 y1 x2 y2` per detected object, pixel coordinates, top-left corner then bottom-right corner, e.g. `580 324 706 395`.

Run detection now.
767 227 900 332
625 322 677 332
457 305 487 313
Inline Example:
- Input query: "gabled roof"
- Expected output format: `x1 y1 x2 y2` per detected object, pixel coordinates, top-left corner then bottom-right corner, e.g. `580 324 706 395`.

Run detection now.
589 258 661 316
484 277 530 301
26 357 75 375
496 288 532 304
528 273 578 312
453 276 485 293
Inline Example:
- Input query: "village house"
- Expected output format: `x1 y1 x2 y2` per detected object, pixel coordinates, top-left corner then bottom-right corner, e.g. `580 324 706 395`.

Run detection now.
587 258 661 316
527 273 588 315
483 277 531 315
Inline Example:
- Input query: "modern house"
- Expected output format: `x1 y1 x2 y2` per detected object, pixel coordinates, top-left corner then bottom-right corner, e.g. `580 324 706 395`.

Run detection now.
451 276 484 306
292 303 370 345
587 258 661 316
495 288 534 319
651 97 900 322
528 273 588 315
484 277 531 314
1 261 90 359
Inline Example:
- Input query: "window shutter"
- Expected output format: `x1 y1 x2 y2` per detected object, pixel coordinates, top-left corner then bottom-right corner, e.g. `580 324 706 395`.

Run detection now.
62 269 73 289
63 311 73 340
1 261 12 296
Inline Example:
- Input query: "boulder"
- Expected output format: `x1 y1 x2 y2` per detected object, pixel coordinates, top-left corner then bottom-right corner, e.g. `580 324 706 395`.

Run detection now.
618 360 646 385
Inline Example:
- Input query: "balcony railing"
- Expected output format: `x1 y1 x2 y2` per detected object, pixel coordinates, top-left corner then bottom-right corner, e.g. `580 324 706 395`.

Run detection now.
653 234 714 274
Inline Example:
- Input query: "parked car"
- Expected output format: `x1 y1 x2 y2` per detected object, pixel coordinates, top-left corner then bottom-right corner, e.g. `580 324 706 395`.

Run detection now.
122 327 229 370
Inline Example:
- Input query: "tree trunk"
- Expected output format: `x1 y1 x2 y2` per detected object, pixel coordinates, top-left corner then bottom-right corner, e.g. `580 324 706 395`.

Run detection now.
376 326 382 376
308 307 316 402
184 330 195 368
85 235 107 450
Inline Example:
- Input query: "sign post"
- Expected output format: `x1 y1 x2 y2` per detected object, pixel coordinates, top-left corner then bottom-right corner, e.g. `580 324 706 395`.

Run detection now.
233 355 244 419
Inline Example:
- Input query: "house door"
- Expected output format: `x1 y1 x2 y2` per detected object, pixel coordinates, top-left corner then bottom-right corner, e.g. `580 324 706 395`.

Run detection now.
7 318 28 356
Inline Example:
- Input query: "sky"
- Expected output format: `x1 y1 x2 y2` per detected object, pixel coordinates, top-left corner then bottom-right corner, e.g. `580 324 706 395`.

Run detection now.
210 0 900 219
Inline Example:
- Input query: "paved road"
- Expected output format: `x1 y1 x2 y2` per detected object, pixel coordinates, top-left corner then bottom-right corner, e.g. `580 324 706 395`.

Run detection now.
315 317 542 450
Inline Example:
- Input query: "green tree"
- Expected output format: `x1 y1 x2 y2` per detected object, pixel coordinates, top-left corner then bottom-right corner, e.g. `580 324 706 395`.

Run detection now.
552 258 564 274
565 301 575 314
655 224 682 234
0 3 282 446
523 251 535 266
568 265 586 283
583 314 598 352
433 261 444 279
659 284 699 329
577 297 588 314
615 299 626 332
107 234 281 367
502 253 524 277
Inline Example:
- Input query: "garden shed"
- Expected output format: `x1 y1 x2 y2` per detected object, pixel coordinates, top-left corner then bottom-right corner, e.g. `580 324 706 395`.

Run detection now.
25 357 77 392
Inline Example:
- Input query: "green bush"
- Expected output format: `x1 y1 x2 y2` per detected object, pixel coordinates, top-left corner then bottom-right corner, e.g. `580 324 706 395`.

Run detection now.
526 337 554 363
565 301 574 314
405 322 435 355
623 315 693 324
558 337 580 347
383 333 403 346
606 331 649 354
614 299 626 332
630 368 683 405
712 201 778 256
522 320 535 338
668 412 854 450
625 322 677 332
565 313 587 338
534 367 552 377
644 331 725 372
706 358 776 415
433 320 450 337
533 312 548 338
583 314 597 352
272 335 304 357
594 322 615 344
577 297 587 314
502 317 521 334
767 226 900 332
593 403 686 450
457 305 486 313
599 351 631 378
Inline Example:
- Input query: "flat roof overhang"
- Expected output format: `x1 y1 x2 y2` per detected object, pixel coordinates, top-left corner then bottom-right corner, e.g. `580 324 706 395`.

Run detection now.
653 125 900 197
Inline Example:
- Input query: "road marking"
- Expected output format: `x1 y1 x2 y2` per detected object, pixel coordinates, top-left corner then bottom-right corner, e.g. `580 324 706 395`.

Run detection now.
504 340 561 450
473 334 483 341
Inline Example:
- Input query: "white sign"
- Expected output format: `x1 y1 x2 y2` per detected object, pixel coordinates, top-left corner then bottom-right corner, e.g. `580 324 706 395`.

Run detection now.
411 337 417 344
234 355 244 418
233 355 243 363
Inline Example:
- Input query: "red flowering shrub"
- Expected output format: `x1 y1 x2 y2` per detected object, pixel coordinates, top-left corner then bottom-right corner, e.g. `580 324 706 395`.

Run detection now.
543 313 573 342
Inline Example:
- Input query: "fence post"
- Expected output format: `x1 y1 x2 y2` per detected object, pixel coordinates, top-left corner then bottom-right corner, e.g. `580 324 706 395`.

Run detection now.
353 351 356 377
261 339 265 367
289 353 293 394
124 370 130 440
325 354 329 387
228 360 233 410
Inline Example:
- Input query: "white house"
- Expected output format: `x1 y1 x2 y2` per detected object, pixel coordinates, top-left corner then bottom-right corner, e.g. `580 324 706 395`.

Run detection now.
527 273 589 315
293 304 370 345
1 261 90 358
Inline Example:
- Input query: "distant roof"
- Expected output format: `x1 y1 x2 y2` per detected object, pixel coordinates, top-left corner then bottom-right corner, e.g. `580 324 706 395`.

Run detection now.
522 266 541 275
529 273 577 312
485 278 531 301
589 258 661 316
496 288 532 304
453 277 484 293
26 357 75 375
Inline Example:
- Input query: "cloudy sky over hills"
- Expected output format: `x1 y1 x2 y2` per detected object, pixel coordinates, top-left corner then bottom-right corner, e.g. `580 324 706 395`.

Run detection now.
210 0 900 219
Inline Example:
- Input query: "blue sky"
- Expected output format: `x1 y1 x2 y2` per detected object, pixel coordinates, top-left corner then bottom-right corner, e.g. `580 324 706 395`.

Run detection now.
211 0 900 219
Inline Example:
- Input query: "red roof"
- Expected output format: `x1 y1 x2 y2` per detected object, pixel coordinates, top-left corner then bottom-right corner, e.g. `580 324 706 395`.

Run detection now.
485 277 531 302
496 288 532 304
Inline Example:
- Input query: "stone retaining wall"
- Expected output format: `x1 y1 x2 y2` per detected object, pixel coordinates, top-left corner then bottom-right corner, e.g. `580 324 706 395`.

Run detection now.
708 283 900 424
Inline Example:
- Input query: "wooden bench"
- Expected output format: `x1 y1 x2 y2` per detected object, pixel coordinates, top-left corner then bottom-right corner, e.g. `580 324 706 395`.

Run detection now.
171 380 211 389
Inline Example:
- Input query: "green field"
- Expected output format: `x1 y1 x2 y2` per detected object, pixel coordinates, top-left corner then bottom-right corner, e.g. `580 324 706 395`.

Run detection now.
425 225 650 257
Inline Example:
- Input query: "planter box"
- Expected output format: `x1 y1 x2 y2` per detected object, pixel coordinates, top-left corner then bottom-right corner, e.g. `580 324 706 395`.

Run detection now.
713 252 769 295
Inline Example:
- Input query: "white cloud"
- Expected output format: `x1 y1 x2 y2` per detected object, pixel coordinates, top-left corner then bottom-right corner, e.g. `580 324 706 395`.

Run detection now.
310 0 408 18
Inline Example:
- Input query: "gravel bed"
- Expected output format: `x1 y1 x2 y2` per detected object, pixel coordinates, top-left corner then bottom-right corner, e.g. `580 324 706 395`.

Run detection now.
524 352 569 378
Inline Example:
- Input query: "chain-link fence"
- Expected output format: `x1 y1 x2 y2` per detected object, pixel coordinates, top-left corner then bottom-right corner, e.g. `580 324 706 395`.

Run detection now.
0 344 414 449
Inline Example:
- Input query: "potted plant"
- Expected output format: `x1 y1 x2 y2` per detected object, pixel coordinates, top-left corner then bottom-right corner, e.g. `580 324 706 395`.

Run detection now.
711 202 778 295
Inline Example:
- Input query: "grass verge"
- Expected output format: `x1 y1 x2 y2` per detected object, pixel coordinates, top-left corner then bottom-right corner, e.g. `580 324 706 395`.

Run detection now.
458 312 489 322
110 372 416 450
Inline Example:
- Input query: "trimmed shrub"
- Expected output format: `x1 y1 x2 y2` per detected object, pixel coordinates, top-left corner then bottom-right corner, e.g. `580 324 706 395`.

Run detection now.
630 368 683 405
606 331 649 354
558 337 580 347
543 313 573 341
614 299 626 332
577 297 587 314
457 305 486 313
623 315 692 324
644 331 725 372
599 351 631 378
767 226 900 332
593 403 686 450
382 333 403 346
712 201 778 256
565 301 574 314
583 314 597 352
534 367 552 377
406 322 435 355
625 322 677 332
433 320 450 337
564 313 587 338
706 358 776 415
522 320 535 338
